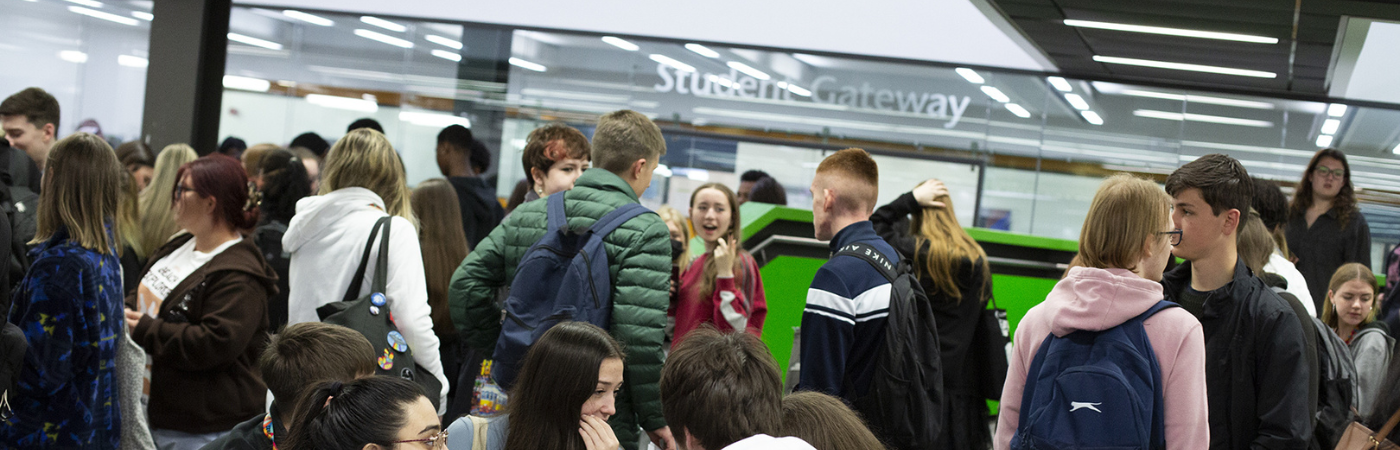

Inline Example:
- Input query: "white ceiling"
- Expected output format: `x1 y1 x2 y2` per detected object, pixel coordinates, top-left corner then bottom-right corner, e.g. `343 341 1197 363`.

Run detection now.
1337 20 1400 105
234 0 1056 72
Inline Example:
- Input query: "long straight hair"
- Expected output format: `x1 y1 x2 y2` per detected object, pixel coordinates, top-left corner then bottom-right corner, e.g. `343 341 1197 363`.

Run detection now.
505 321 626 450
136 143 197 259
1290 148 1358 227
258 148 312 224
1321 262 1378 329
33 133 121 253
115 165 141 256
321 129 415 225
410 179 469 338
909 189 989 302
688 183 748 300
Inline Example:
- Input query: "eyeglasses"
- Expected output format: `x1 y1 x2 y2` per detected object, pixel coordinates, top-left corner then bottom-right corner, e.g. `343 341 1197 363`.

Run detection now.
172 184 196 201
393 430 448 449
1158 230 1182 246
1314 166 1346 180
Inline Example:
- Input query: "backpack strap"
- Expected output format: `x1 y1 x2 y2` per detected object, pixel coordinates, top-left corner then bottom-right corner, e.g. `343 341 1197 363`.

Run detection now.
371 217 392 296
588 203 651 237
546 193 568 234
1128 300 1178 325
834 242 897 283
342 216 391 303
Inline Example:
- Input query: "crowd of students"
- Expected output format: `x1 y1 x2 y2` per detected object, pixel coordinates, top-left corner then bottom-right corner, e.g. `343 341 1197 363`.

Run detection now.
3 82 1400 450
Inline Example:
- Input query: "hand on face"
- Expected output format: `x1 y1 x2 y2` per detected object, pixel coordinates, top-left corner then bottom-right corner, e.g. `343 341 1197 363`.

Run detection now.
713 238 735 277
579 415 620 450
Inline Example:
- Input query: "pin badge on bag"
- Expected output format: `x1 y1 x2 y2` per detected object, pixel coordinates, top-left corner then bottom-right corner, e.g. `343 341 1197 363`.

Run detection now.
388 331 408 352
378 348 394 370
371 293 387 307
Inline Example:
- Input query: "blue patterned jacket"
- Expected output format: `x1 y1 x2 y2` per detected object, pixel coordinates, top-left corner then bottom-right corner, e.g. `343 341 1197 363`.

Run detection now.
3 227 124 449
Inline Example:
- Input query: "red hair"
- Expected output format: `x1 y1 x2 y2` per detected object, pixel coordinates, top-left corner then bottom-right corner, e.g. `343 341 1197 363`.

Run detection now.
177 154 258 229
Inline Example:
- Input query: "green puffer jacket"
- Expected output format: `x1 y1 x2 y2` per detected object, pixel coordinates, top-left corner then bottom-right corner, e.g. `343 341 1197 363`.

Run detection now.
449 168 671 440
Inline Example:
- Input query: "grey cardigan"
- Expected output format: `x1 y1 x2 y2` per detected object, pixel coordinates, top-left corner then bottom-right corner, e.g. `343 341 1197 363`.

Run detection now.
1351 324 1395 418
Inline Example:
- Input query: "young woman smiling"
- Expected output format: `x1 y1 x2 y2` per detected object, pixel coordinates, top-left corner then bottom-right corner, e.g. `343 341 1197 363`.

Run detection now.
671 183 767 346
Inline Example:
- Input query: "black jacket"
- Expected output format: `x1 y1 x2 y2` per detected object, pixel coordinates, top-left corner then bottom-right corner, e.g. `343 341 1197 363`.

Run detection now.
448 176 505 250
1161 260 1316 450
199 403 285 450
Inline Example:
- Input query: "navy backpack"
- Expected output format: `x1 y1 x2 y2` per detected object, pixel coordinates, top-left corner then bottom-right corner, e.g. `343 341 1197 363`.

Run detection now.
1010 300 1176 450
490 194 651 390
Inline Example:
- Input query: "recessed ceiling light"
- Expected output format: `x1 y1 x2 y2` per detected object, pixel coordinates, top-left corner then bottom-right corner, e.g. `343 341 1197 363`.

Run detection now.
228 33 283 50
131 11 153 21
1081 110 1104 125
601 36 639 51
58 50 88 63
68 6 138 26
117 55 147 68
727 61 770 80
955 68 984 84
980 86 1009 102
1116 89 1275 109
431 49 461 62
1005 103 1031 118
360 16 406 33
354 29 413 48
1064 93 1090 110
1092 55 1276 78
1047 76 1073 92
650 54 695 73
1065 19 1278 44
223 75 270 92
685 43 720 58
282 10 333 26
1321 119 1341 135
1316 135 1334 147
426 35 462 50
1328 103 1348 117
1133 109 1274 127
509 57 546 72
399 111 470 128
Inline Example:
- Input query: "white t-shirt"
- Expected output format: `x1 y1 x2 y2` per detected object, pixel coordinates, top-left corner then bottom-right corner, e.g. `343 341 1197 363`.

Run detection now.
136 237 242 317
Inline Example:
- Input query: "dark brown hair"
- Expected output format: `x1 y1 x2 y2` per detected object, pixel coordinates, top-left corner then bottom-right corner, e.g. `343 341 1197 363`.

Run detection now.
1251 177 1292 259
33 133 121 253
1164 153 1253 233
688 183 749 302
591 110 666 175
660 327 782 450
259 322 376 413
780 391 888 450
176 154 259 230
410 179 469 339
815 148 879 214
505 321 625 450
285 376 426 450
1289 148 1358 228
522 123 590 190
114 140 154 169
0 87 60 130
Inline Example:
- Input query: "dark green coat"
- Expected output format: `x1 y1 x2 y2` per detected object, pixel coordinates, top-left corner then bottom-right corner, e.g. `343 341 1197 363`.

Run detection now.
449 169 670 443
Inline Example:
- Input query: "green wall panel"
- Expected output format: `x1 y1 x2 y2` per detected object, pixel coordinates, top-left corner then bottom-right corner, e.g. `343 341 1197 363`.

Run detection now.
757 255 827 383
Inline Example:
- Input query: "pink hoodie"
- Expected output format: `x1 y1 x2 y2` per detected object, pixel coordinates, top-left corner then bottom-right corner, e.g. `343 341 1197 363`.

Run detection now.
994 267 1208 450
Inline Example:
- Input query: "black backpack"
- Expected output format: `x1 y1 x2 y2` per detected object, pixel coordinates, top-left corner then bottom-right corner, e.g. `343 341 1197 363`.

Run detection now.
0 147 37 292
836 243 944 450
252 220 291 332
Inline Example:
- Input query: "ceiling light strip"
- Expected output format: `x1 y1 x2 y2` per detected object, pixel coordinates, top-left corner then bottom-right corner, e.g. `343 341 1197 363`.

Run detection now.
1064 19 1278 44
1133 109 1273 127
1093 55 1277 78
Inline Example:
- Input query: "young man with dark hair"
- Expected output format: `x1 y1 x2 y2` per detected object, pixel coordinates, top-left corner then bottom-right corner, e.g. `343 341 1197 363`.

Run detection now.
436 124 505 249
1160 154 1316 449
0 87 60 170
451 110 675 450
346 117 384 134
202 322 376 450
661 327 815 450
797 148 898 403
737 169 772 204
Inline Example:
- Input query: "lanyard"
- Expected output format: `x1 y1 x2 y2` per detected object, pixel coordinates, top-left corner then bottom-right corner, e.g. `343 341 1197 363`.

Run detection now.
262 414 277 450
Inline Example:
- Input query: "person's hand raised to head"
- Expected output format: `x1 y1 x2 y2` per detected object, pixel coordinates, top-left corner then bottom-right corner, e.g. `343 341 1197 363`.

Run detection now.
913 179 948 208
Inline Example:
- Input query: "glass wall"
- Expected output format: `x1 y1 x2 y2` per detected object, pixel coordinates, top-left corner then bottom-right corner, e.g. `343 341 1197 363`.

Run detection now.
0 0 153 144
217 7 1400 264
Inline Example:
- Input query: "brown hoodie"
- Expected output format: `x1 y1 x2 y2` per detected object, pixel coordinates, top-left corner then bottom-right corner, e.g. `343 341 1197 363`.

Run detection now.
125 233 278 434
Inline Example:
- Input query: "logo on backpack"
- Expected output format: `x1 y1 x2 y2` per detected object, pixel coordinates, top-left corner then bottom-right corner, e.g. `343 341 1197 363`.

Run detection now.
1069 402 1102 413
491 195 652 391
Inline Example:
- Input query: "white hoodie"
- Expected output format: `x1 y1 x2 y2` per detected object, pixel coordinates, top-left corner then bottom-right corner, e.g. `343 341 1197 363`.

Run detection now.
282 187 449 412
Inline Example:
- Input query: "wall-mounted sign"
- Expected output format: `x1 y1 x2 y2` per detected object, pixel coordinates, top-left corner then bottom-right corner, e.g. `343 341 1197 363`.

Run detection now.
654 64 974 128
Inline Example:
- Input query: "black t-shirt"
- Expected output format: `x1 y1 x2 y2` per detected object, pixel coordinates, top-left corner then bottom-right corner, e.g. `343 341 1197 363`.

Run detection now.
1177 284 1210 318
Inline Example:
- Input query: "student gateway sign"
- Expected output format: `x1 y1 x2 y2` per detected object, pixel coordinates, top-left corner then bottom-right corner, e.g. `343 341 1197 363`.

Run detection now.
653 63 975 128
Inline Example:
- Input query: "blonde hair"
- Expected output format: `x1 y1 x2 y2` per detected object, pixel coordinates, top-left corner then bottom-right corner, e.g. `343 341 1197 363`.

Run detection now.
33 133 122 253
321 129 415 224
242 143 280 176
1237 210 1274 276
1321 262 1379 329
910 186 989 302
656 205 691 273
136 143 198 259
1078 174 1172 271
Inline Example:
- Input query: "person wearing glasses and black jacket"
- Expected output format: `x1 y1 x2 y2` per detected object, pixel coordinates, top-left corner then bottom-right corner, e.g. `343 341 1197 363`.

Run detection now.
1286 149 1372 314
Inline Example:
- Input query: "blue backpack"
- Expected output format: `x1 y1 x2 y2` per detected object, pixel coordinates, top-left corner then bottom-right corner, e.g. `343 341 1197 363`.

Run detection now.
1010 300 1176 450
490 194 651 390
